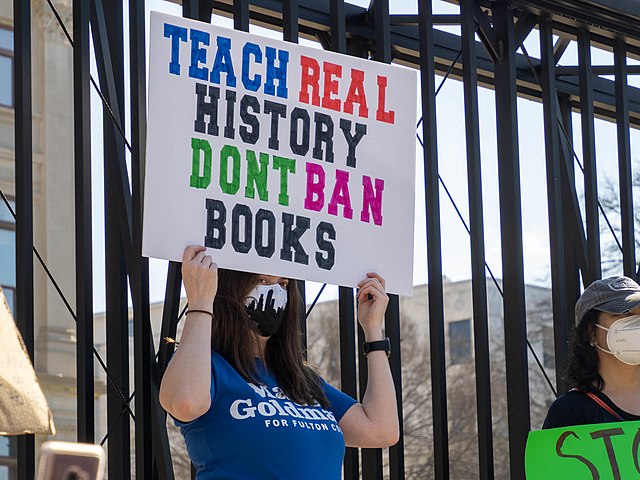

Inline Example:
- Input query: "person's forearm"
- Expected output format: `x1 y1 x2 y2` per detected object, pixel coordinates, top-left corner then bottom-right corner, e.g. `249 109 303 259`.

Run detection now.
361 327 399 443
159 310 213 420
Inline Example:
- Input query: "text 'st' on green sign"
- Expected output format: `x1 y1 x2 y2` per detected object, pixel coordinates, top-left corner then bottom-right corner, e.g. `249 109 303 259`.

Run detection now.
525 421 640 479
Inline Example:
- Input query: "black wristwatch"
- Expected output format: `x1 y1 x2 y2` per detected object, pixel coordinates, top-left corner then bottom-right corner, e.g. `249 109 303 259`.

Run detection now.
363 337 391 357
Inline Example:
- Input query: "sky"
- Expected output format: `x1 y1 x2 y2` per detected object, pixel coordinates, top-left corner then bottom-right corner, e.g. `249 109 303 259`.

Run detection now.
88 0 639 312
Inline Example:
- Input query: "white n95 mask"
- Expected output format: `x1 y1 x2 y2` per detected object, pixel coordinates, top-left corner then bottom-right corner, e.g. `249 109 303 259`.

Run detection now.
595 314 640 365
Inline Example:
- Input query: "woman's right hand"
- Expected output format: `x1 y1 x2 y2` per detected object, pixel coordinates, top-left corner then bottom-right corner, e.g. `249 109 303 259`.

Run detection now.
181 245 218 310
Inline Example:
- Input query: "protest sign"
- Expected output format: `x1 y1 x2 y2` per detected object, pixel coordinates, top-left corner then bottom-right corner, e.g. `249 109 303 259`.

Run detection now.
525 421 640 479
143 12 418 295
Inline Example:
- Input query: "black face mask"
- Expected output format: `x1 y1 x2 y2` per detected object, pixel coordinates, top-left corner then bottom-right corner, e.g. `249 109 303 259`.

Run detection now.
244 284 288 337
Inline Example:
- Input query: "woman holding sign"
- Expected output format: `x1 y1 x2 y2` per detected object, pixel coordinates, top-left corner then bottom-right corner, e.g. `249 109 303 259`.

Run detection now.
543 276 640 429
159 246 399 479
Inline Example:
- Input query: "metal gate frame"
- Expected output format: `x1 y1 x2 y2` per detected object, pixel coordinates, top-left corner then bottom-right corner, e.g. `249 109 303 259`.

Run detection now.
11 0 640 479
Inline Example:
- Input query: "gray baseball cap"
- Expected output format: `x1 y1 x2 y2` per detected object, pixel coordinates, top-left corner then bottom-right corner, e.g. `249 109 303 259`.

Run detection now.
575 276 640 325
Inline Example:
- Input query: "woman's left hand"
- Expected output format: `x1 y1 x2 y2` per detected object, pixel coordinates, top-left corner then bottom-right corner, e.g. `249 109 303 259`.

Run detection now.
356 273 389 339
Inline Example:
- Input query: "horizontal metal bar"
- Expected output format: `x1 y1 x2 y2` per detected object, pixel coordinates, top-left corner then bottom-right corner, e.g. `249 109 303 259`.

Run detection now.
390 14 460 25
556 64 640 75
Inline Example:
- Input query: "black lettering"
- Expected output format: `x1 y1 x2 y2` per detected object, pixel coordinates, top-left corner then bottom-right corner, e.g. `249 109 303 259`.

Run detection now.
280 213 309 265
255 209 276 258
194 83 220 136
205 198 226 249
633 428 640 474
264 100 287 150
339 119 367 168
555 431 600 479
231 204 252 254
591 428 625 480
224 89 237 139
239 94 260 144
290 107 310 156
315 221 335 270
312 112 334 163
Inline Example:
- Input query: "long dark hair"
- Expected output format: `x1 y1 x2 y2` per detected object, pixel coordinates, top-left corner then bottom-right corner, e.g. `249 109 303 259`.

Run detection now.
211 269 329 408
566 309 604 392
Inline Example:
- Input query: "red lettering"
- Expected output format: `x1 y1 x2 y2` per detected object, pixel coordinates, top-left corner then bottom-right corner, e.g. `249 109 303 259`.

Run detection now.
344 69 369 118
376 75 395 124
299 56 321 106
321 62 342 112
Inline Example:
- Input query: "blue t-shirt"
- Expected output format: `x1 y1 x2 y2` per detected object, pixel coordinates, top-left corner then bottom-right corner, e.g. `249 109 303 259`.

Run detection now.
175 350 357 479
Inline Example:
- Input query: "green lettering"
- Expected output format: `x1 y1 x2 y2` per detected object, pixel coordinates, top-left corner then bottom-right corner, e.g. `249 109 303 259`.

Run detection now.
189 138 212 189
244 149 269 201
219 144 241 195
272 156 296 206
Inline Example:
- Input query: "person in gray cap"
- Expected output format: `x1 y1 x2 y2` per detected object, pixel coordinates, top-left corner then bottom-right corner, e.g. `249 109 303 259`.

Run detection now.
543 276 640 429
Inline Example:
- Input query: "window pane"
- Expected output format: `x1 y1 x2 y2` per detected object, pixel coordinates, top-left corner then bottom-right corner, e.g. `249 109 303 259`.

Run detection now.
0 29 12 51
0 465 8 480
0 229 15 287
0 200 15 224
0 437 8 456
0 55 11 107
449 319 472 365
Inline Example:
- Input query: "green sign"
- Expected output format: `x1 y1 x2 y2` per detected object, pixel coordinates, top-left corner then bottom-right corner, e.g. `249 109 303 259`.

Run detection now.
525 421 640 479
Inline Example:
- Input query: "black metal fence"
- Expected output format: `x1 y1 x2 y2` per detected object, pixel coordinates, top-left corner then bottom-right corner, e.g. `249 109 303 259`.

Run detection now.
10 0 640 479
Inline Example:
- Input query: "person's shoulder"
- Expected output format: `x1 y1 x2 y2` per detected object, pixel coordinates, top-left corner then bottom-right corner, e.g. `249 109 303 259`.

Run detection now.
543 390 592 429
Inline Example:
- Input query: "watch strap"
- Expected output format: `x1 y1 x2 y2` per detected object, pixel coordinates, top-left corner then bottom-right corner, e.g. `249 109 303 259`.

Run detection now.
363 337 391 357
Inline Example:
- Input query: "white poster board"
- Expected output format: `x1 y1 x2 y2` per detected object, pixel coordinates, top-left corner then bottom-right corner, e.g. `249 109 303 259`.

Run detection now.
144 11 418 295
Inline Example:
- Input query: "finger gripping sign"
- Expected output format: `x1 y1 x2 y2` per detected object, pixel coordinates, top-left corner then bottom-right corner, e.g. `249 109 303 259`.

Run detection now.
525 421 640 479
143 12 418 295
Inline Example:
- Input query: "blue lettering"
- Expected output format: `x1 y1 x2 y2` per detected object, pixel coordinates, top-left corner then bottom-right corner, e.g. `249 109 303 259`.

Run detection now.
264 47 289 99
242 42 262 92
163 23 188 75
189 28 210 80
210 36 237 87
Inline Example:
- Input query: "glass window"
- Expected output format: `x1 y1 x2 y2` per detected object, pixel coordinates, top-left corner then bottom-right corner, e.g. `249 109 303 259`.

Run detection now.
0 199 15 224
0 230 15 288
0 29 12 51
449 319 472 365
0 27 13 108
0 437 8 456
0 465 8 480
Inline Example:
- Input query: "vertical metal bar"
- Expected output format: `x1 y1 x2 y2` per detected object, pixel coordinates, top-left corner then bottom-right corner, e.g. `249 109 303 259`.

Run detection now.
126 0 165 475
283 0 299 43
558 95 582 306
74 0 95 444
14 0 35 476
459 1 494 477
103 0 130 476
493 3 530 478
577 27 601 284
385 296 404 480
373 0 391 64
234 0 250 32
158 263 183 374
418 0 449 478
330 0 346 53
358 324 383 480
614 38 636 278
539 16 571 395
339 287 359 480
